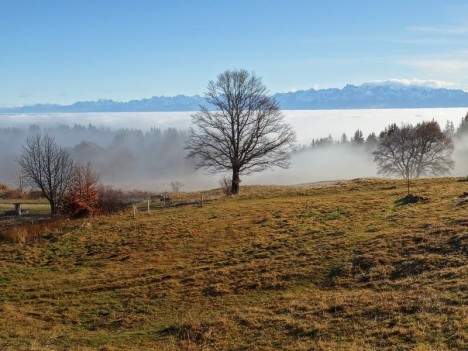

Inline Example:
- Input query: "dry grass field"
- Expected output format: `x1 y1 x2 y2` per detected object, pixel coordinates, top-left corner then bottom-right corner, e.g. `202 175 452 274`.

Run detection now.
0 178 466 350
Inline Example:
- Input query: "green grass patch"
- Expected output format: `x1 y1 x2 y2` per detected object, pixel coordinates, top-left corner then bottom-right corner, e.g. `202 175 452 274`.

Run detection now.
320 209 350 221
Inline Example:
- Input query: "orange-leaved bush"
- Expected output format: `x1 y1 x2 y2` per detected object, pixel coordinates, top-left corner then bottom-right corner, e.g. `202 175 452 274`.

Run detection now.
61 163 100 218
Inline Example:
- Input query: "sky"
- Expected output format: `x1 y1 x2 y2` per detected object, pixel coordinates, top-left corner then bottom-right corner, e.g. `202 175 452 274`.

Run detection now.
1 0 468 106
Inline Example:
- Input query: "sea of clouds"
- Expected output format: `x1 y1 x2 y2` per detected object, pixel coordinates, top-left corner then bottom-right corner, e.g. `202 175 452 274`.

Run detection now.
1 108 466 143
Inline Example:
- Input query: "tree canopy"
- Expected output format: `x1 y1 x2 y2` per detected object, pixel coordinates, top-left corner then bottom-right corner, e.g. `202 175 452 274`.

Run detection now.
373 121 454 194
186 69 296 194
17 134 74 215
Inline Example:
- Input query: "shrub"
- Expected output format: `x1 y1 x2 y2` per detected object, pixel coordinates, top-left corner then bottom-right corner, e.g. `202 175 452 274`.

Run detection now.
1 226 29 244
96 185 128 214
61 163 100 218
219 177 232 197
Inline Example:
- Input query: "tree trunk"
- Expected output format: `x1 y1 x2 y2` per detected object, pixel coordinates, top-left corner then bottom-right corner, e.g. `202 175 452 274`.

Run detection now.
405 168 410 196
231 168 240 195
50 200 57 217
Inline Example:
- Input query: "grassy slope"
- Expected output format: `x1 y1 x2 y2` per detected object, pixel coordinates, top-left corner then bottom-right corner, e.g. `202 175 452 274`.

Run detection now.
0 178 466 350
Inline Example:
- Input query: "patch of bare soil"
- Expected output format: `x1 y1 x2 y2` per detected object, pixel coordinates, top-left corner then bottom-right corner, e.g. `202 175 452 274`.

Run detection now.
454 192 468 207
395 194 429 205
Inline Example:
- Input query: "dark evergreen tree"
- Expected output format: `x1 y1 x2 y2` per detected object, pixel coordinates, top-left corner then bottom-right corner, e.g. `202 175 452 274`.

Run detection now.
341 132 348 143
444 120 455 136
352 129 364 144
456 112 468 137
365 132 378 149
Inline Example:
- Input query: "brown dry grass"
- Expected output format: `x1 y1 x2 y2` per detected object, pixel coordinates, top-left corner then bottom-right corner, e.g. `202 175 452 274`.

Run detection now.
0 177 466 350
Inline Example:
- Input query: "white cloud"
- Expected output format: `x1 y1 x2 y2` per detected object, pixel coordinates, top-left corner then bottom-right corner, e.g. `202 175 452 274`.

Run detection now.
402 58 468 75
361 78 460 89
397 50 468 91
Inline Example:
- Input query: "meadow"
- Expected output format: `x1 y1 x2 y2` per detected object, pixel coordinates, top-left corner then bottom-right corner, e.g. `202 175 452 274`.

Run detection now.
0 177 466 350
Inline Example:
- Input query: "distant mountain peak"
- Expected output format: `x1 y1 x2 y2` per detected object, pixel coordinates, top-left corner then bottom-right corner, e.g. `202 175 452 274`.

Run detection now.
274 82 468 110
359 79 461 90
1 82 468 113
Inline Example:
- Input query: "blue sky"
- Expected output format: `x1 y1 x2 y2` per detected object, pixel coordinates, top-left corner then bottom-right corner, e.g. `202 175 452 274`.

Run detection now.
1 0 468 106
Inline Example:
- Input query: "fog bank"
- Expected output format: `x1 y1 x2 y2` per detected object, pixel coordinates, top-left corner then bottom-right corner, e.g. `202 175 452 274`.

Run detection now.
2 108 467 144
0 108 467 191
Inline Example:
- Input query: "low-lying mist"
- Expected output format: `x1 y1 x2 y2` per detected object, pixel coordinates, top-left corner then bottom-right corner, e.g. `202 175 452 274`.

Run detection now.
0 125 213 191
1 108 467 191
248 145 378 186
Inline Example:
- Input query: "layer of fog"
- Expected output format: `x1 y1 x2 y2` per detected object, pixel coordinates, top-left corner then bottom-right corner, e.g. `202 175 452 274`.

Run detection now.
2 108 467 142
247 146 378 186
0 108 467 191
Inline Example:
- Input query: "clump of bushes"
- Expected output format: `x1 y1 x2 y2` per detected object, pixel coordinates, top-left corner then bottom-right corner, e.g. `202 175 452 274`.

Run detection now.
1 226 29 244
95 185 129 214
61 164 100 218
63 182 133 216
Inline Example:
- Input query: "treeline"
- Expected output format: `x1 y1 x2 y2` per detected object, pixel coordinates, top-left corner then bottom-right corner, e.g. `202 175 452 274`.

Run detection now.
1 113 467 191
295 113 468 152
0 125 196 186
309 129 378 150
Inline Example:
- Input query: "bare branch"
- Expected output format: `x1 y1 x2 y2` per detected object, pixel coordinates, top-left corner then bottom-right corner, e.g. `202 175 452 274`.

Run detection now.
186 69 296 194
373 122 454 192
17 134 74 216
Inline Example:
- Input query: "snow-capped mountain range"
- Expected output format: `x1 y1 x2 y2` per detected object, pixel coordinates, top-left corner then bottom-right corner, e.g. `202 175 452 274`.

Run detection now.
274 83 468 110
2 82 468 113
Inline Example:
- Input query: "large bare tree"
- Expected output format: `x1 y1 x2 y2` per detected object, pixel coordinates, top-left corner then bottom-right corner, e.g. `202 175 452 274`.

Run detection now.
373 121 454 194
186 69 296 194
17 134 74 216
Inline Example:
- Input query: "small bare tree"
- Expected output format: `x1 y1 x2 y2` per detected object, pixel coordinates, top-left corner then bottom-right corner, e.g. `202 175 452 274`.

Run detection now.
373 121 454 194
219 176 232 197
186 69 296 194
170 181 184 192
17 135 74 216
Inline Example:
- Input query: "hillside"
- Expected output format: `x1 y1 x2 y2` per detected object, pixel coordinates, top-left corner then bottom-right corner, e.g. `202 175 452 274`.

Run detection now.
0 178 467 350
